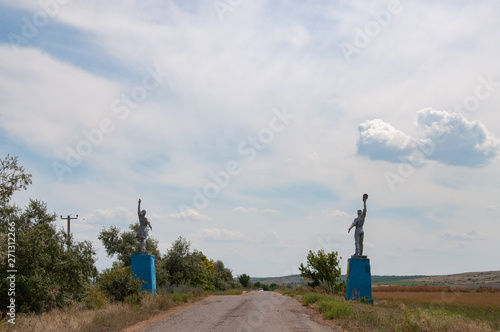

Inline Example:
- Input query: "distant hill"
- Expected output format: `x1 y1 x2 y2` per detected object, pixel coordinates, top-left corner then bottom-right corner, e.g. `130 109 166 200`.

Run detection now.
249 274 430 286
249 271 500 288
250 275 306 286
402 271 500 288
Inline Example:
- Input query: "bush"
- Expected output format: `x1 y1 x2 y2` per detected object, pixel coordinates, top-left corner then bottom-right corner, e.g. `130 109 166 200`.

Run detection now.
299 249 345 294
172 293 190 303
302 292 331 306
124 293 142 306
83 285 108 309
98 264 144 302
162 284 203 295
318 299 353 319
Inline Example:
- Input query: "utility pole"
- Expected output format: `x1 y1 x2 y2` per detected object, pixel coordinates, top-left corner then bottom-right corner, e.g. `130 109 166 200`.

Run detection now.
60 214 78 245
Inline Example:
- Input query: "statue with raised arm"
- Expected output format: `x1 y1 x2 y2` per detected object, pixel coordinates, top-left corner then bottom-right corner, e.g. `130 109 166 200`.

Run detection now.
137 199 152 253
348 193 368 257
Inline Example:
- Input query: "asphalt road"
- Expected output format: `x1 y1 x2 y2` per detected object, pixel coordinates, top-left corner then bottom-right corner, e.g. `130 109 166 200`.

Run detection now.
138 291 335 332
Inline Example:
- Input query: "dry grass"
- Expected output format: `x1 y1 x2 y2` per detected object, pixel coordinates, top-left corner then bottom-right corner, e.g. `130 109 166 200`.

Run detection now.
279 286 500 332
0 292 207 332
373 285 500 293
373 291 500 307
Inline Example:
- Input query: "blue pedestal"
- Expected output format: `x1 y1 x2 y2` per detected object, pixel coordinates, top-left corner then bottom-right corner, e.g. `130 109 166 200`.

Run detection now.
345 257 373 303
131 254 157 294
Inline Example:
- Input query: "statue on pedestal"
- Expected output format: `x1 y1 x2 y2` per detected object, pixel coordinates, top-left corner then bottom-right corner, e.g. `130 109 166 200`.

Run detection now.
348 193 368 257
137 199 152 253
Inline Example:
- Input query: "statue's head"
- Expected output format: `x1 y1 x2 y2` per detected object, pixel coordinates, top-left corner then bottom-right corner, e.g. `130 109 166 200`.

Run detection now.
141 209 146 215
357 209 362 216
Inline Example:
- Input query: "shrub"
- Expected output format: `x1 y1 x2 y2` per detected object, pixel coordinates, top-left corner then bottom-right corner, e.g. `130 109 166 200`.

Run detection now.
83 285 108 309
302 292 331 306
98 264 144 302
172 293 190 303
124 293 142 306
299 250 345 294
318 299 353 319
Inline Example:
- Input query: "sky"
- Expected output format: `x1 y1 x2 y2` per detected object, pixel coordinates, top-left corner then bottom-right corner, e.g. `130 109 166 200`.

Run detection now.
1 0 499 278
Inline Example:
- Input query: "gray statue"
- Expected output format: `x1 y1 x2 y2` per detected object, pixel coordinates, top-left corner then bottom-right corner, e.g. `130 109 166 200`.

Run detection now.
348 193 368 257
137 199 152 253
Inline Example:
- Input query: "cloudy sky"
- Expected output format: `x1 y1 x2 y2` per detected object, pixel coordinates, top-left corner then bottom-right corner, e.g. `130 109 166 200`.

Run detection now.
1 0 499 277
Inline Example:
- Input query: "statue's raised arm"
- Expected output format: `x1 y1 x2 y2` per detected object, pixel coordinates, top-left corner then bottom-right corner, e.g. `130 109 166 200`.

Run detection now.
138 199 142 216
362 193 368 217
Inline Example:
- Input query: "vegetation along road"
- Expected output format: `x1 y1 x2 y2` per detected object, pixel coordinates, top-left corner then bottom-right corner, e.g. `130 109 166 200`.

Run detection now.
135 291 335 332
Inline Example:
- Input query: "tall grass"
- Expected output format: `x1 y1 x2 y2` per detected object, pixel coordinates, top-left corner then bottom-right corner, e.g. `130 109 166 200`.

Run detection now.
0 290 206 332
318 299 353 319
278 285 499 331
302 292 332 306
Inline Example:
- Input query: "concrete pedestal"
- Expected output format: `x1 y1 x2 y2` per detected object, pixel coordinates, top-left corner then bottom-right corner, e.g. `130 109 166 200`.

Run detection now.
345 257 373 303
131 254 157 294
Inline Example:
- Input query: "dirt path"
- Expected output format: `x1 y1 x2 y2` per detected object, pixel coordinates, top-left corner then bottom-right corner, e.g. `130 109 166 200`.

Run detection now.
128 291 337 332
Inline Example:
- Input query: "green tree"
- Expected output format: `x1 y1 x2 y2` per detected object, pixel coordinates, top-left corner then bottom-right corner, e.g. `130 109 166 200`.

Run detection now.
161 238 235 291
238 273 251 288
213 260 235 291
0 156 97 313
162 237 192 286
0 154 32 204
190 257 216 291
0 200 97 313
299 249 345 293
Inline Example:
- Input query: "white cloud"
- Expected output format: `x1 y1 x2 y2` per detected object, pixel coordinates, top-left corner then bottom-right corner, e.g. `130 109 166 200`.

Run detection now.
192 228 244 242
85 207 135 226
233 207 278 214
357 109 499 167
233 207 259 213
167 209 212 222
2 0 500 277
443 230 487 241
357 118 416 163
415 108 499 167
309 152 319 161
261 230 280 243
327 209 353 218
0 46 121 157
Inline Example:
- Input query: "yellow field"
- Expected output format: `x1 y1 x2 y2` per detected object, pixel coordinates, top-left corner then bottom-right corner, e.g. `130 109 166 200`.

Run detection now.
373 291 500 306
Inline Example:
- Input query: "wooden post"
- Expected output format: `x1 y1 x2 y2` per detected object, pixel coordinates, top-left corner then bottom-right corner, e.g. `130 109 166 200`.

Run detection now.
60 214 78 246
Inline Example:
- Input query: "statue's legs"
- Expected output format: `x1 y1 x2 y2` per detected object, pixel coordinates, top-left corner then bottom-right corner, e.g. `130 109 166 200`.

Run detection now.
140 238 146 253
358 232 364 256
354 231 359 255
354 228 364 256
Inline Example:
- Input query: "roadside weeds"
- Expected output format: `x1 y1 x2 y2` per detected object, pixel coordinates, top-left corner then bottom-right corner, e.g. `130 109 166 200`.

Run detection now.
0 289 244 332
278 287 499 332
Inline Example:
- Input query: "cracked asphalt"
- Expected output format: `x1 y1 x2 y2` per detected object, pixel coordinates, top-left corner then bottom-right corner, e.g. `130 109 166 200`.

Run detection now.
137 291 336 332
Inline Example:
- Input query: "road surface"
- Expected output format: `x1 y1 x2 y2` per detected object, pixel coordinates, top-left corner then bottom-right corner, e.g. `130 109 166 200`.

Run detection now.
137 291 335 332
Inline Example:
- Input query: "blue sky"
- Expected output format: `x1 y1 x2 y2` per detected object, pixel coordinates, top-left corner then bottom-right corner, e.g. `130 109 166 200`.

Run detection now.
1 0 499 277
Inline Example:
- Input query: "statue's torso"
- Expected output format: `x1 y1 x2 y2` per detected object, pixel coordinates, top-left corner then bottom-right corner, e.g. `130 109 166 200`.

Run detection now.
354 215 365 229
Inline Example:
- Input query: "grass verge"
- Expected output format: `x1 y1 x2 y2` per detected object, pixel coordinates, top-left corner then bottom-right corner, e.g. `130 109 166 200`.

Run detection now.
277 286 499 331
